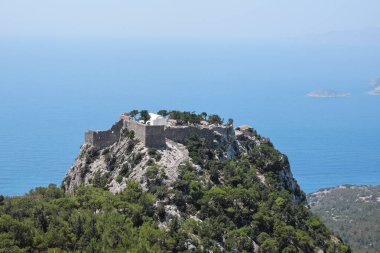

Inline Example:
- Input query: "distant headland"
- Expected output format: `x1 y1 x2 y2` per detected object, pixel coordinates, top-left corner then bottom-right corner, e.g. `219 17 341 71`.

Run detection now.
307 90 350 98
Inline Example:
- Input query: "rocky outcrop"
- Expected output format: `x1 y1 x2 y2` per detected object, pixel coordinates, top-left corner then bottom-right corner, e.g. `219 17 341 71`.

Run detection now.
63 120 240 193
62 117 304 203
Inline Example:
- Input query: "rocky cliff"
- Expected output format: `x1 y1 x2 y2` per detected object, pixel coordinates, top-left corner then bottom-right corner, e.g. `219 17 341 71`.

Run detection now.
62 119 301 202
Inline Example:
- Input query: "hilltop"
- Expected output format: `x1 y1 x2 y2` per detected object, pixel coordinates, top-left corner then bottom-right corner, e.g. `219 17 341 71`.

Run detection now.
0 110 350 252
308 185 380 253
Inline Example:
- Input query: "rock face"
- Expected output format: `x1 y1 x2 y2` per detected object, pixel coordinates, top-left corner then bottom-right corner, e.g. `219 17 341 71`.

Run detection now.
62 117 302 203
63 119 239 193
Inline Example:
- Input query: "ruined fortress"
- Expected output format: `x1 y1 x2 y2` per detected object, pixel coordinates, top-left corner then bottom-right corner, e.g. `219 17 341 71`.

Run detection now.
84 113 235 149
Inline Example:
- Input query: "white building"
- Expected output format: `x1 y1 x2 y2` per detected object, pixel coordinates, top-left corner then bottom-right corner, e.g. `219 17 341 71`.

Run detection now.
146 113 167 126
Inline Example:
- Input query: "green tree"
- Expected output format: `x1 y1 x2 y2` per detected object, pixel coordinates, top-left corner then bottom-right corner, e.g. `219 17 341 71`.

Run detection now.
129 109 139 120
261 238 279 253
208 114 223 125
157 110 169 117
139 110 151 123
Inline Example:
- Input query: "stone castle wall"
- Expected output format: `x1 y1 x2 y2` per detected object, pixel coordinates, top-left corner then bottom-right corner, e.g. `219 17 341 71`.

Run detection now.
84 120 123 149
85 116 232 150
124 119 146 144
124 118 166 148
145 125 166 148
165 125 234 147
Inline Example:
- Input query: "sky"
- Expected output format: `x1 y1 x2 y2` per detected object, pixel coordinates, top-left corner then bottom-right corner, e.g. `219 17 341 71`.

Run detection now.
1 0 380 41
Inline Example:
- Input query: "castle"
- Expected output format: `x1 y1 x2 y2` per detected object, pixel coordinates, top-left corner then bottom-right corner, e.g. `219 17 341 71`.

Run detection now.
84 112 235 149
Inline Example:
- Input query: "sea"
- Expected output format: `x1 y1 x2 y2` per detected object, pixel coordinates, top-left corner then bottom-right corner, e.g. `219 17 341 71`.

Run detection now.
1 39 379 195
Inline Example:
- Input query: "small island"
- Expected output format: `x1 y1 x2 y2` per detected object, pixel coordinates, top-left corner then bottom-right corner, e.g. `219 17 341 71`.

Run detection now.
307 90 350 98
368 86 380 96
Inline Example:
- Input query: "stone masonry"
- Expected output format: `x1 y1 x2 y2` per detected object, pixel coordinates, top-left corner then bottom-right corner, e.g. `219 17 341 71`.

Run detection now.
85 114 234 149
84 120 123 149
124 118 166 148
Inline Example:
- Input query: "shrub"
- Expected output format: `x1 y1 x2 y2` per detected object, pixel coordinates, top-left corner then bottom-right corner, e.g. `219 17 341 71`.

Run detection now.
207 114 223 125
128 130 135 140
148 148 157 156
148 148 162 161
157 110 169 117
130 152 143 166
126 140 136 153
146 158 155 166
116 175 123 184
139 110 150 123
157 203 166 221
145 164 160 180
119 163 131 177
80 165 90 179
129 109 139 119
93 171 109 189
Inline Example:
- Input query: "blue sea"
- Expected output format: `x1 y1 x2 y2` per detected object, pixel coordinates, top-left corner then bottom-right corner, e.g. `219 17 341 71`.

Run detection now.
1 39 379 195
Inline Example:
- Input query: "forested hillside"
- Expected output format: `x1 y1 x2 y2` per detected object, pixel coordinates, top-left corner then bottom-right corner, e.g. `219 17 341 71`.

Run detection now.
308 185 380 253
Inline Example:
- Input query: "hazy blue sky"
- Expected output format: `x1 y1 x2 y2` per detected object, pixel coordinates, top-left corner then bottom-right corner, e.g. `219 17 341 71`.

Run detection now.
1 0 379 40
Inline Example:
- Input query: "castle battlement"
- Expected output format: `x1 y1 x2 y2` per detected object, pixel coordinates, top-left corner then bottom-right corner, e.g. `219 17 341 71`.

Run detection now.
84 120 124 149
124 116 166 148
85 113 233 149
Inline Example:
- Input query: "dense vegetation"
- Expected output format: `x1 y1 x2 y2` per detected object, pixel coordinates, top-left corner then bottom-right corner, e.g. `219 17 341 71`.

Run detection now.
0 139 349 252
308 186 380 253
0 111 350 252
